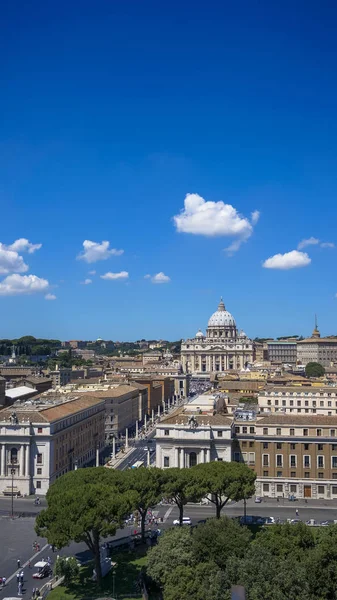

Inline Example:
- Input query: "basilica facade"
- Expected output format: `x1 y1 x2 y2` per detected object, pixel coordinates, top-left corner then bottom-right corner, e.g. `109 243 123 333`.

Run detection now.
181 299 254 374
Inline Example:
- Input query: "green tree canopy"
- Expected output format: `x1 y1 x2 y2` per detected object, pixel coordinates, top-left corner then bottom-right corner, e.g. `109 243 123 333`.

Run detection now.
147 527 196 587
122 467 164 541
163 563 225 600
54 556 79 585
161 467 204 525
35 468 133 587
194 461 256 518
192 516 252 570
305 362 325 378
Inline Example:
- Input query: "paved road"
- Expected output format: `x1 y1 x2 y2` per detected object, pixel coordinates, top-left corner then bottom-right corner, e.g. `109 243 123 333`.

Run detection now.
2 498 337 599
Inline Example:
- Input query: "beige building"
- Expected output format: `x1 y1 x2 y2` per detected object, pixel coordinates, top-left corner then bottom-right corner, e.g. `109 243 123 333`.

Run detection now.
259 386 337 415
156 394 233 469
90 384 148 441
297 321 337 367
181 299 254 374
0 395 105 496
0 377 5 406
49 366 72 387
267 341 297 365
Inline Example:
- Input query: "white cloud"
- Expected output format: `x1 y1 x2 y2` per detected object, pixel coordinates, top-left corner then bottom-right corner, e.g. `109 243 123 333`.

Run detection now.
6 238 42 254
151 272 171 284
77 240 124 263
0 274 49 295
297 237 319 250
321 242 335 248
100 271 129 280
263 250 311 270
0 244 29 274
144 274 151 279
173 193 259 253
88 270 96 275
81 278 92 285
45 293 57 300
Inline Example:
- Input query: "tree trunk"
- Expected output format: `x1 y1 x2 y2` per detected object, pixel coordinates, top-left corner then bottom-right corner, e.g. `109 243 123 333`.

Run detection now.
179 503 184 525
92 530 102 588
140 510 146 543
215 498 221 519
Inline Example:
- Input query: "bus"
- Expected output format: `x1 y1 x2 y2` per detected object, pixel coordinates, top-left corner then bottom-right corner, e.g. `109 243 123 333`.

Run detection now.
131 460 144 469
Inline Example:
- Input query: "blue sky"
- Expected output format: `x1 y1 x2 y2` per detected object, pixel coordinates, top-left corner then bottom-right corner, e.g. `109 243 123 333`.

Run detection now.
1 0 337 341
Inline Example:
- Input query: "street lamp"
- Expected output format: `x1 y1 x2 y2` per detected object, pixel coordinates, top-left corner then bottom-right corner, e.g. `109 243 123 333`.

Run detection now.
10 466 16 519
111 561 117 599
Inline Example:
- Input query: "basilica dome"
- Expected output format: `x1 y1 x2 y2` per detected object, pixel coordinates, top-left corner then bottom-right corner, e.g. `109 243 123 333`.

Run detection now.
208 298 236 328
195 329 205 338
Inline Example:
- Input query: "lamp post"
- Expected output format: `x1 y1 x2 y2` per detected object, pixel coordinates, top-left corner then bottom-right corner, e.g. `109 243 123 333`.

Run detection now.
111 561 117 599
10 466 15 519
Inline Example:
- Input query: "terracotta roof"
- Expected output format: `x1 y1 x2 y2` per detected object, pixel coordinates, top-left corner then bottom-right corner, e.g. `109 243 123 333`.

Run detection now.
298 337 337 344
260 386 336 394
40 395 105 422
89 384 141 398
26 376 52 384
159 410 233 426
0 408 49 423
257 414 337 426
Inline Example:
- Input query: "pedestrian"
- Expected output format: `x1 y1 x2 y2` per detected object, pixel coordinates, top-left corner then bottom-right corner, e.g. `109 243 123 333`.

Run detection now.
28 560 31 568
2 576 6 588
17 559 21 568
20 571 24 583
32 587 36 599
16 573 20 584
296 509 299 517
18 581 22 596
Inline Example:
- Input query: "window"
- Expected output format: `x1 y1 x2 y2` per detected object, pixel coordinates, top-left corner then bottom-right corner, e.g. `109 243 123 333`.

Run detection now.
290 443 296 450
332 457 337 469
37 427 42 434
275 400 279 406
317 429 322 437
318 472 324 479
263 442 268 449
318 485 325 495
303 429 308 436
313 401 316 407
263 428 268 435
217 431 223 437
262 454 269 467
320 401 324 407
304 443 310 450
328 401 332 407
37 454 43 465
290 428 295 436
235 426 240 434
290 400 294 406
242 441 247 447
291 471 296 477
164 430 169 436
318 444 324 451
263 483 269 492
276 484 283 493
276 455 283 467
332 444 337 451
317 456 324 468
290 455 297 468
37 468 42 475
163 456 170 467
263 470 269 476
10 448 18 464
305 400 308 407
276 443 282 449
249 452 255 465
250 427 255 434
290 484 297 493
304 455 310 468
249 441 254 448
304 472 310 478
332 486 337 495
189 452 197 467
297 400 301 407
282 400 286 407
276 428 281 436
277 471 282 477
331 430 336 437
36 481 41 489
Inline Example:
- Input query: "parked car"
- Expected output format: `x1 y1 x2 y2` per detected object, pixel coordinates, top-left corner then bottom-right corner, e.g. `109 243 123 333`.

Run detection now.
173 517 192 526
306 519 317 526
264 516 276 524
289 519 302 524
255 496 262 503
32 561 52 579
320 520 334 526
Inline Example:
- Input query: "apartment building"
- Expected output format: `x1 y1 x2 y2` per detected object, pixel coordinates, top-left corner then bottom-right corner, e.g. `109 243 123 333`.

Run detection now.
259 386 337 415
267 341 297 364
234 414 337 500
49 366 72 387
0 395 105 496
90 384 148 441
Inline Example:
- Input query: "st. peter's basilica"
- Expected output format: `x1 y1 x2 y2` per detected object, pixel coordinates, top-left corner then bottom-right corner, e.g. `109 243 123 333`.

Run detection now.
181 298 253 373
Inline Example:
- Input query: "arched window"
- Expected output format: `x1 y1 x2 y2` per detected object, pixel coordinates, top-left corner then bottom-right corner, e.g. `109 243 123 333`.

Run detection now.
189 452 197 467
10 448 18 464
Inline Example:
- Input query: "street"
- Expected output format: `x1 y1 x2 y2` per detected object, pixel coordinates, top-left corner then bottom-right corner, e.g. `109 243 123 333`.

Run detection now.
1 496 337 599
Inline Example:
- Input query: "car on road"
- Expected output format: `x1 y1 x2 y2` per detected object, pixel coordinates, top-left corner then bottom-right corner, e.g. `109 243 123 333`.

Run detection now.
264 516 276 524
32 561 52 579
320 520 334 526
288 519 302 524
144 447 148 451
173 517 192 526
306 519 318 526
255 496 262 503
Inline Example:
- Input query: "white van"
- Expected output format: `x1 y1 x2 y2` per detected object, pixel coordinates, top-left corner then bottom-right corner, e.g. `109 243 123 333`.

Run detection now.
173 516 192 526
